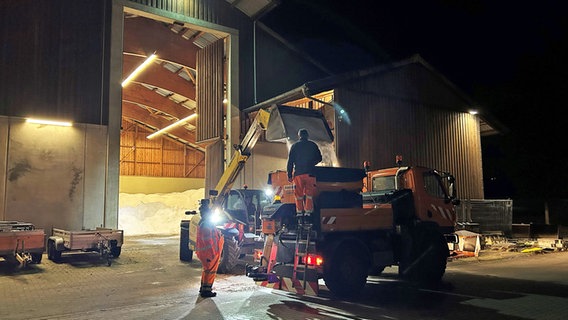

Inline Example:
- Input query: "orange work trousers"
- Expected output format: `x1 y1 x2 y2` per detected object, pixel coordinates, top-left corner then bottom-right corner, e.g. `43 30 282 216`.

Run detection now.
293 173 317 215
196 228 224 293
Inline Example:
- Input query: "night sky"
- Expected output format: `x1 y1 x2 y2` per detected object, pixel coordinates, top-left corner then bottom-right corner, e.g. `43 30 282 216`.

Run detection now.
262 0 568 201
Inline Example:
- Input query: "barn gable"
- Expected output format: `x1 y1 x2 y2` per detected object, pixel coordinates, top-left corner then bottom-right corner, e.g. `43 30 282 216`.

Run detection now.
245 55 500 199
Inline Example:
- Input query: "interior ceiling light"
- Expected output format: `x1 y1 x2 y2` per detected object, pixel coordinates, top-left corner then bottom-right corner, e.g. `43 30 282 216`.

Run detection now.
121 53 157 87
147 113 197 139
26 118 73 127
469 109 478 115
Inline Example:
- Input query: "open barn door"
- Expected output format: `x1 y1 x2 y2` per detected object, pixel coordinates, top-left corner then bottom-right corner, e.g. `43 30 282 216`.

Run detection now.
196 39 225 193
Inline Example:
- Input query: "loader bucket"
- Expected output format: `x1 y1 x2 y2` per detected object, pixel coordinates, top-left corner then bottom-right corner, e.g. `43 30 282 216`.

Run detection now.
265 105 334 143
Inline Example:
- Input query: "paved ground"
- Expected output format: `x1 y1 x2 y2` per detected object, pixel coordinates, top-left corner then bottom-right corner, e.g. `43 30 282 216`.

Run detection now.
0 234 564 320
0 235 241 319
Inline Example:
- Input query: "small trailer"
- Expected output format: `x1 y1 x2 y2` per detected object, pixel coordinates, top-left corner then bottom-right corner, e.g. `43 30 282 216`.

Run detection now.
0 221 45 267
47 227 123 266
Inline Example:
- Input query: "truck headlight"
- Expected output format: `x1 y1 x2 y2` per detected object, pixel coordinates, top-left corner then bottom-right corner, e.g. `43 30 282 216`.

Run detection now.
210 208 224 224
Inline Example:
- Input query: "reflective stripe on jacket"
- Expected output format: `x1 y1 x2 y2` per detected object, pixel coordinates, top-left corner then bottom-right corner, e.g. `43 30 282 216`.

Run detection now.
196 221 223 260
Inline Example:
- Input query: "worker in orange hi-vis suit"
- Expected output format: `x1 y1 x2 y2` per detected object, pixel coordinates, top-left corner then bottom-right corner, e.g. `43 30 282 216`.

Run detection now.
195 200 224 298
286 128 322 224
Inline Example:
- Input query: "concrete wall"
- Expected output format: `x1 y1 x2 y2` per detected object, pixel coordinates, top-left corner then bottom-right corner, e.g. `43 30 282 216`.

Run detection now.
119 176 204 194
0 117 108 234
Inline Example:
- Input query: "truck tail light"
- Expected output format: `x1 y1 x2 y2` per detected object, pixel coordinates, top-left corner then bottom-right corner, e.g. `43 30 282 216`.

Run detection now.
304 254 323 266
254 249 263 262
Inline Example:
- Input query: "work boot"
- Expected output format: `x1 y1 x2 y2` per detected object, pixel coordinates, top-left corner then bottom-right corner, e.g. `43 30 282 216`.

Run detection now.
303 212 312 224
200 291 217 298
296 211 304 225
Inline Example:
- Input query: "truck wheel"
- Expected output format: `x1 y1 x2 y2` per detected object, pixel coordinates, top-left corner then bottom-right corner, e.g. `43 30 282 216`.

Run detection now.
369 266 385 276
218 236 239 274
47 239 61 262
323 241 370 298
406 225 448 283
31 253 43 264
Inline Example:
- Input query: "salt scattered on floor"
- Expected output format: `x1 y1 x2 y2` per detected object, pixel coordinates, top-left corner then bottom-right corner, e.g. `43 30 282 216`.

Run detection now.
118 189 204 236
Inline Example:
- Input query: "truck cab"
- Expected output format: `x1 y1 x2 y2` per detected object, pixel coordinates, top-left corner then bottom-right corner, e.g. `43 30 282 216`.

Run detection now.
362 166 459 233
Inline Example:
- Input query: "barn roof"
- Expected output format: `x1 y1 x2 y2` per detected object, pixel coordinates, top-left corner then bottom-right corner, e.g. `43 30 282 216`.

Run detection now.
244 54 507 136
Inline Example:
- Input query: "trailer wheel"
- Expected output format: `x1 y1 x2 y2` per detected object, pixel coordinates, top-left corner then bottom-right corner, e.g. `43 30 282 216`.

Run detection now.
47 239 61 262
405 225 448 283
111 246 122 258
31 253 43 264
218 236 239 274
323 240 370 298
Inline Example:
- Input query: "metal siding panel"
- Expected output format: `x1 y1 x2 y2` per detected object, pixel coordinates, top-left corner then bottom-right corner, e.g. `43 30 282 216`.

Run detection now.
196 39 224 142
205 139 224 194
334 72 484 200
0 117 7 220
0 0 107 124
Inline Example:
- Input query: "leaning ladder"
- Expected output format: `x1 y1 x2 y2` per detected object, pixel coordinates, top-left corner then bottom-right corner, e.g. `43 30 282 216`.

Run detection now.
292 223 312 290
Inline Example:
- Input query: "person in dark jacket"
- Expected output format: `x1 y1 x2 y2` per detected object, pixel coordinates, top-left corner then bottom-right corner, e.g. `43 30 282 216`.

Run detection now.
286 128 322 223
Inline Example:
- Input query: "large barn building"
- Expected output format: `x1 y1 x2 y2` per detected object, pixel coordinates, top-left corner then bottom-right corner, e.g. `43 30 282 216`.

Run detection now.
0 0 501 233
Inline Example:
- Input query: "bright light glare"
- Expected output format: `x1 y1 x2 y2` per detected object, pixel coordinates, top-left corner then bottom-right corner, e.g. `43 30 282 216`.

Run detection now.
121 53 157 87
26 118 72 127
469 110 478 115
264 188 274 198
210 208 224 224
332 102 351 125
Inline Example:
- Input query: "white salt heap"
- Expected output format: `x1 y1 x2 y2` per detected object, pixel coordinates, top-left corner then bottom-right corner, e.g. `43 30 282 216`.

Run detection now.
118 188 204 236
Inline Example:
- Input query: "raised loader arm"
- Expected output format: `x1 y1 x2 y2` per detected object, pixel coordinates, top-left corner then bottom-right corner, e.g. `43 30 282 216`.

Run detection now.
210 108 271 207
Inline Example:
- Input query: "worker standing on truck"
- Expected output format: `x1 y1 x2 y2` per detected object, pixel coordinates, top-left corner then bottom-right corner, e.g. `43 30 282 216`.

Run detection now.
195 200 224 298
287 128 322 223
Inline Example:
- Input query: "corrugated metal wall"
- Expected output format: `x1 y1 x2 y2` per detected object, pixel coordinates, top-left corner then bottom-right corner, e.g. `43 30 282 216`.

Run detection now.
128 0 222 23
0 0 109 124
205 139 224 195
196 39 224 142
334 64 484 199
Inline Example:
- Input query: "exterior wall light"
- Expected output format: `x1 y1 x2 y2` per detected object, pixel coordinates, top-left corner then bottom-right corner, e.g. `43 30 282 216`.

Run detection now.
26 118 73 127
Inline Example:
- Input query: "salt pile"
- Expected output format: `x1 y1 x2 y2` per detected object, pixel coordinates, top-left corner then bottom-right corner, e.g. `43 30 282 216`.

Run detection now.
118 188 204 236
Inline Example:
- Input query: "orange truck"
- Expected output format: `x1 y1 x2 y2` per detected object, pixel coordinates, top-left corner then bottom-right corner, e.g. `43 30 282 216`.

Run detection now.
246 163 460 298
0 221 45 267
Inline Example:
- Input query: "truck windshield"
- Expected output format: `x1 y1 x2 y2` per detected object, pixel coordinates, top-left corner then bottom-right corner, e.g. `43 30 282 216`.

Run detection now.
423 171 448 199
372 176 396 193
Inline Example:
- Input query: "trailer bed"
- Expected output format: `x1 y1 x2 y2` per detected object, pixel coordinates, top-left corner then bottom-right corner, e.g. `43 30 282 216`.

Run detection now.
52 227 123 251
48 227 123 265
0 221 45 266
